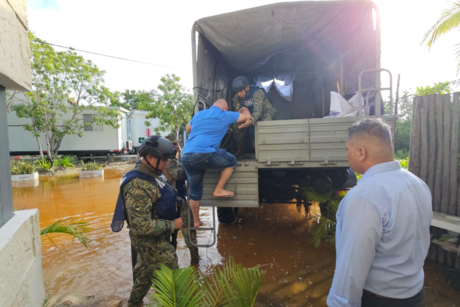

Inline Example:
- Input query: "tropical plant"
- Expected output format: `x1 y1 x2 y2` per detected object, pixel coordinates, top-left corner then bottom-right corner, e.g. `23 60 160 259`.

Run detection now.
150 256 265 307
55 155 76 168
40 218 91 248
80 160 103 171
10 160 37 175
415 81 451 96
36 158 52 171
422 1 460 73
139 74 194 137
304 188 347 248
10 33 120 167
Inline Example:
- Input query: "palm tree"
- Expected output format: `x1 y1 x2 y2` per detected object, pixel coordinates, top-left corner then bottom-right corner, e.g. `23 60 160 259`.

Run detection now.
151 257 265 307
422 1 460 72
40 218 91 248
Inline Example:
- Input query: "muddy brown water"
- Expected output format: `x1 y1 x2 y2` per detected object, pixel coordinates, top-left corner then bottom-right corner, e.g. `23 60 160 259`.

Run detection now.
12 167 460 306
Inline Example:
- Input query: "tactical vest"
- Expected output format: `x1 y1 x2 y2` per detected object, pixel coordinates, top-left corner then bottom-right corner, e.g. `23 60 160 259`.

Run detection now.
239 85 265 114
111 170 177 232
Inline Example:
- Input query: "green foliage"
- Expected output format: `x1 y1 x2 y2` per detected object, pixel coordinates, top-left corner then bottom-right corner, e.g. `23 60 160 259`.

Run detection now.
80 160 103 171
36 158 52 171
398 158 409 170
438 234 454 242
111 89 154 110
151 257 265 307
421 1 460 73
139 74 194 136
12 33 120 166
40 218 91 248
304 188 347 248
415 81 451 96
10 160 37 175
55 155 76 168
151 265 201 307
395 149 409 160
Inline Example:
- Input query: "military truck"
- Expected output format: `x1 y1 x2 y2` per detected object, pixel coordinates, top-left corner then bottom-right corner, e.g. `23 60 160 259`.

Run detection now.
190 1 396 224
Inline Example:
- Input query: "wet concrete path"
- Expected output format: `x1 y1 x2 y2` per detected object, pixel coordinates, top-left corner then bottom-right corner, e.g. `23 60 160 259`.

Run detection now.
12 167 460 306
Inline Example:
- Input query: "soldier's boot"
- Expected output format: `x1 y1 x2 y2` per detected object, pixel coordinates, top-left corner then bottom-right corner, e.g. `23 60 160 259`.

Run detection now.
190 247 199 264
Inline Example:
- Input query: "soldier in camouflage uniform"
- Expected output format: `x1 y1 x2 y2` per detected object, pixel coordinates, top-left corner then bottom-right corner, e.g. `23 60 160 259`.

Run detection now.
120 136 183 307
163 133 199 262
231 76 276 158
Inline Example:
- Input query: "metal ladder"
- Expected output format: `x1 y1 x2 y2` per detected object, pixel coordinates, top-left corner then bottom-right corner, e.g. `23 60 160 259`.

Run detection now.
187 205 217 248
357 68 393 116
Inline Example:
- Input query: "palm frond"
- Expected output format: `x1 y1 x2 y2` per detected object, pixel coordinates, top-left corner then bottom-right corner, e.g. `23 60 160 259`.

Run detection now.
40 218 91 248
151 264 201 307
303 187 334 204
222 267 265 307
200 256 242 307
422 1 460 48
310 216 336 248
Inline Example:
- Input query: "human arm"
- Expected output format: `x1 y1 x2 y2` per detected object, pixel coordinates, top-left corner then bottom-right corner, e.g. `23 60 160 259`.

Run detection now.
123 179 175 236
250 89 265 122
327 197 383 307
186 123 192 134
166 159 186 181
236 107 252 123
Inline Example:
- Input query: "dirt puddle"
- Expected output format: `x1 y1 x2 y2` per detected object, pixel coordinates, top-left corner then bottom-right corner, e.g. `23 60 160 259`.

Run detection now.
12 168 460 306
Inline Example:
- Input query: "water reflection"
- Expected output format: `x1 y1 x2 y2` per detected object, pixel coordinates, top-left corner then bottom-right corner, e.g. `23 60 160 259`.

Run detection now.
12 168 460 306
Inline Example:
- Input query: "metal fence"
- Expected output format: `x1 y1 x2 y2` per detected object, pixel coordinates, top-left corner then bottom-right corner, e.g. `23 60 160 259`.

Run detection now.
409 92 460 268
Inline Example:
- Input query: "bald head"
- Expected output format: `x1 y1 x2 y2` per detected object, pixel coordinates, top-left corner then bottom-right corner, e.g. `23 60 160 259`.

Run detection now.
346 118 394 174
213 99 229 111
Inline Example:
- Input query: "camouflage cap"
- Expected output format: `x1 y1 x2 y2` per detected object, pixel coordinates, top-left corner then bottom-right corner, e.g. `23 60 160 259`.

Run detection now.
165 133 180 143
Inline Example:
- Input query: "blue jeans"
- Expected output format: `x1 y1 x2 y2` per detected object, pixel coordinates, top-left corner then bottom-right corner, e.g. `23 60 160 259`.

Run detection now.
182 149 237 201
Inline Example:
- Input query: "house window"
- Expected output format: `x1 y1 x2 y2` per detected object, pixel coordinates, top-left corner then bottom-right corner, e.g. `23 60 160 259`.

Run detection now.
83 114 103 132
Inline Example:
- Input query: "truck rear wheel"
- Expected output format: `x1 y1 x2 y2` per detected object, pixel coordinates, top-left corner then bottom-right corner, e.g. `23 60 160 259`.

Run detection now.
217 207 239 224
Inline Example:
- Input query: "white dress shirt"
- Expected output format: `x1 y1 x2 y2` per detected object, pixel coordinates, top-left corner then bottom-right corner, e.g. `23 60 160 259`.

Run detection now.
327 161 433 307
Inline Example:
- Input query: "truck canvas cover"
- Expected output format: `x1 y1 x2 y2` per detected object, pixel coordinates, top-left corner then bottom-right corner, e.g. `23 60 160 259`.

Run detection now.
193 1 379 116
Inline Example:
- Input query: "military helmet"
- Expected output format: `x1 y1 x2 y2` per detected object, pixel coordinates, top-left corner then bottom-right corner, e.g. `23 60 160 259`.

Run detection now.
139 135 176 159
232 76 250 93
165 133 180 143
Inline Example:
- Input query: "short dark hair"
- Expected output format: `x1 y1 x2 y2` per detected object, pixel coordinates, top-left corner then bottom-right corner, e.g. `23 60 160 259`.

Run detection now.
347 118 393 147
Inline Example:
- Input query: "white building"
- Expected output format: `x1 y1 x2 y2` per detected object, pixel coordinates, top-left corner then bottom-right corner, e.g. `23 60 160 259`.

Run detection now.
126 109 168 153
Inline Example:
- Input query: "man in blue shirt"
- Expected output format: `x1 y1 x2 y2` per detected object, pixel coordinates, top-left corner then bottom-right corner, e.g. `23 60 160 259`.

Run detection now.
182 99 252 228
327 118 432 307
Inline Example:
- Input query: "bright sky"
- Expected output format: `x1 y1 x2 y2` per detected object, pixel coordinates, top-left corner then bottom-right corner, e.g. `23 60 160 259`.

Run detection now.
27 0 459 96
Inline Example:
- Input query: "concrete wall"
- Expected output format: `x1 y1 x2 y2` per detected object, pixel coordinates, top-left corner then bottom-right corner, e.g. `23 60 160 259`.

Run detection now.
0 0 31 91
0 209 45 307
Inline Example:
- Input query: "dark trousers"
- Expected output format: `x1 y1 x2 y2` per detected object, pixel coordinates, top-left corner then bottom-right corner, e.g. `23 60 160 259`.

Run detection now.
362 288 425 307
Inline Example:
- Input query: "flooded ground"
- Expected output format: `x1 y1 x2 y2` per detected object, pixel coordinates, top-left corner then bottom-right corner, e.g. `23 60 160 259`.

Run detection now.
12 167 460 306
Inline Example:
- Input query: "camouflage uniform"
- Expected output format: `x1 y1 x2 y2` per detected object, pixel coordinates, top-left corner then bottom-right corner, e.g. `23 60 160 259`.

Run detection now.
164 133 199 261
124 163 178 306
165 159 198 260
232 87 276 152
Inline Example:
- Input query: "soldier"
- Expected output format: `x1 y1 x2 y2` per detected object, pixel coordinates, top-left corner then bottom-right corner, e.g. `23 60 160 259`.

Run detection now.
231 76 276 158
111 135 182 307
163 133 199 263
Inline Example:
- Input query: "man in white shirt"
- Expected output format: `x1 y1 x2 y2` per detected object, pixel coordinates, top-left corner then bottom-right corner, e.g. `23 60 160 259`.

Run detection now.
327 118 433 307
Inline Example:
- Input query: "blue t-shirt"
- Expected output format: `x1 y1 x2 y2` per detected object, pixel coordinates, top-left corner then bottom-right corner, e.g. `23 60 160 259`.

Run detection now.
183 106 240 154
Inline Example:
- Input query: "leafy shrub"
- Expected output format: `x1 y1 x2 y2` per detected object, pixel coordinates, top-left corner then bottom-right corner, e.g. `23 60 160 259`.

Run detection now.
10 160 37 175
55 155 76 168
80 160 103 171
395 149 409 160
36 158 52 171
151 256 265 307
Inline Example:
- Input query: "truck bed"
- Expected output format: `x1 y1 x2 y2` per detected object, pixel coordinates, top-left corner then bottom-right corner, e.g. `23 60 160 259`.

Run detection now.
201 115 396 207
